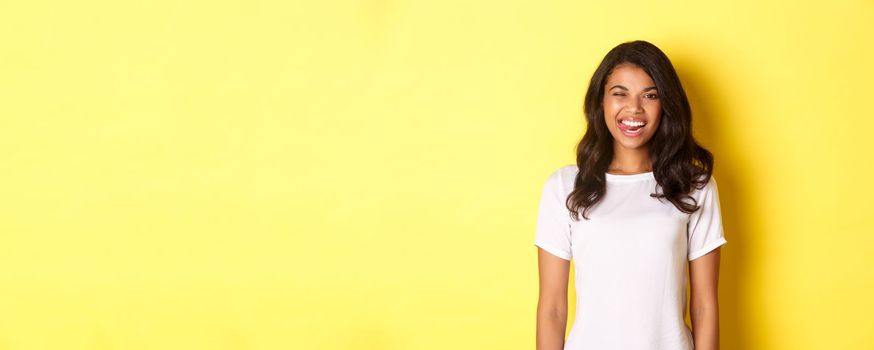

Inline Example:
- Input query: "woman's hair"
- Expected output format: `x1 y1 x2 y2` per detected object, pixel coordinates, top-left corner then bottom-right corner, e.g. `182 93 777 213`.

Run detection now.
568 40 714 221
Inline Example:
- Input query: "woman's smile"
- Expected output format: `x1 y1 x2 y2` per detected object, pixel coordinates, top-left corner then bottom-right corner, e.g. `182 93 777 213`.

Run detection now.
617 117 648 137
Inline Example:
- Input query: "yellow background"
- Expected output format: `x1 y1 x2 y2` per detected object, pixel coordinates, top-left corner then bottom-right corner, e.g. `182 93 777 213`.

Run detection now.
1 0 872 349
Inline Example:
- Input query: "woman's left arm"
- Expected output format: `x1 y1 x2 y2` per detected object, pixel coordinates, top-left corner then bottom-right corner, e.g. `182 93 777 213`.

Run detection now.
689 247 722 350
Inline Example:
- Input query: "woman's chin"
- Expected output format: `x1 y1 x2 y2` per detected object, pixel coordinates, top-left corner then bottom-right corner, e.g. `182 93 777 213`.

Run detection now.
613 134 652 150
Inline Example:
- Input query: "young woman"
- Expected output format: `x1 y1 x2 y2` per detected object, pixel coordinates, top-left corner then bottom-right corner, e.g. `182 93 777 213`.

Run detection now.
534 40 727 350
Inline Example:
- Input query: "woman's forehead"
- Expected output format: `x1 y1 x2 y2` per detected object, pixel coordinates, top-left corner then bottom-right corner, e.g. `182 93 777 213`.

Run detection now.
606 64 654 86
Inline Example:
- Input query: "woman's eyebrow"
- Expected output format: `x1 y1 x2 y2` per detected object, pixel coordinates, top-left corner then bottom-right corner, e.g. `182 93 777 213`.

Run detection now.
608 85 658 91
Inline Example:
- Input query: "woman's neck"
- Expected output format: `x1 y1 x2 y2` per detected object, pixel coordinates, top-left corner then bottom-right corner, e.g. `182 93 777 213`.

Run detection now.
608 144 652 174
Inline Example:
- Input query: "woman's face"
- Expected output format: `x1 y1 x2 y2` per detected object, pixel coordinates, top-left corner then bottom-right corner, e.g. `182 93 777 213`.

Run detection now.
602 63 662 150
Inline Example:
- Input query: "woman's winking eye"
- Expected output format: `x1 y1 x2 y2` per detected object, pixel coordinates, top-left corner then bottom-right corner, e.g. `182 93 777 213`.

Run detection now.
610 92 659 99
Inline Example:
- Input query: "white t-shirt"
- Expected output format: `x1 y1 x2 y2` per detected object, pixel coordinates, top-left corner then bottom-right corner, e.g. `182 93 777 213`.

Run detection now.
534 164 727 350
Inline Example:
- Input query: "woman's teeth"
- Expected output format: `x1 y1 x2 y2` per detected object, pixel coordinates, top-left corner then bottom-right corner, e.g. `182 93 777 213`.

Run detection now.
621 119 646 127
618 119 646 136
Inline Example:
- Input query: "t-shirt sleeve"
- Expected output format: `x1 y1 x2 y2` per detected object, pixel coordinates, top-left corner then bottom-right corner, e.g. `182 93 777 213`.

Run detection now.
687 176 728 261
533 168 573 261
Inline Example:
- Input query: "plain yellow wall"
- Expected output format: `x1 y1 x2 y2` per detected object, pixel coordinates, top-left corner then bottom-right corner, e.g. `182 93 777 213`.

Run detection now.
1 0 872 349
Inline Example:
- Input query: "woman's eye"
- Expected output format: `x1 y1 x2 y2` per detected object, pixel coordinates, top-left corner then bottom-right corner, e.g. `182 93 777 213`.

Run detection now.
646 94 659 99
612 93 625 96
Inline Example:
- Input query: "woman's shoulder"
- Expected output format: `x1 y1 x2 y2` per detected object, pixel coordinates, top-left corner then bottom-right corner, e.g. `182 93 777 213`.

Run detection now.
557 164 579 178
542 164 578 195
689 173 720 198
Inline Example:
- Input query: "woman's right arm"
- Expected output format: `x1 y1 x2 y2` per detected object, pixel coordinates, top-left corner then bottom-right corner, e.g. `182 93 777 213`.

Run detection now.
536 248 570 350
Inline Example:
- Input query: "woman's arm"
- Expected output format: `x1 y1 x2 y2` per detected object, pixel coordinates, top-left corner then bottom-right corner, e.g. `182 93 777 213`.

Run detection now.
689 247 722 350
536 248 570 350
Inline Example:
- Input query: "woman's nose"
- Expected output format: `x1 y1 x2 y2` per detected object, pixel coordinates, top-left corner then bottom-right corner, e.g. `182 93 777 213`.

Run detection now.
626 100 643 114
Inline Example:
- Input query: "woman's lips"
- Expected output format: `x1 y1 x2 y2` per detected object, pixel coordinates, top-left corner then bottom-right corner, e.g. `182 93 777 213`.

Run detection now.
617 119 646 136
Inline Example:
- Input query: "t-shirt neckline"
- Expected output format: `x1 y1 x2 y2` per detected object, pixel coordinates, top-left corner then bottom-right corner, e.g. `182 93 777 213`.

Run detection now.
605 171 654 182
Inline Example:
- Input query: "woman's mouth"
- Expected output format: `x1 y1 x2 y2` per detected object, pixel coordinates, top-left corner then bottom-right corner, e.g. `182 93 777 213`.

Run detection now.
617 118 646 137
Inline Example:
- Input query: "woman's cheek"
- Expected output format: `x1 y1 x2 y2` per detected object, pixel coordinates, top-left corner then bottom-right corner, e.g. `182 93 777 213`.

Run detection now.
604 100 619 116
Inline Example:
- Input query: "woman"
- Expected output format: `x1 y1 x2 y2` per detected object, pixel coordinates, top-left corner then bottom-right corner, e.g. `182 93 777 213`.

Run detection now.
534 40 727 350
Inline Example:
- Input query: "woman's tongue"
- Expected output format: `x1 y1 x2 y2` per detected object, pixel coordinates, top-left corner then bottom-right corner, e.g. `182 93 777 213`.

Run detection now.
620 121 645 131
